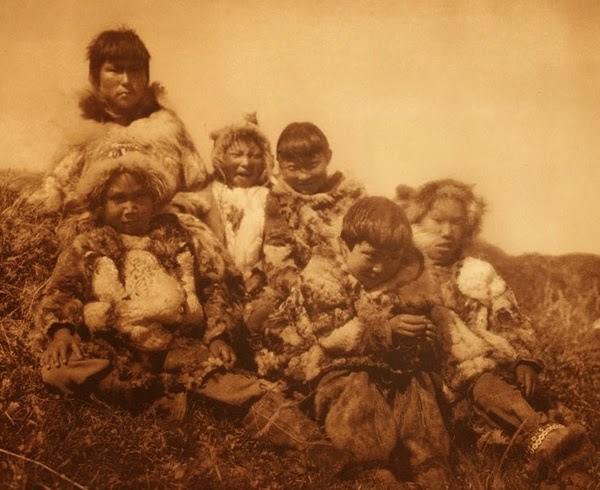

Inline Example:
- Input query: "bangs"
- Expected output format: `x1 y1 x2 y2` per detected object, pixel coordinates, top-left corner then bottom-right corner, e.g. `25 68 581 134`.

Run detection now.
101 42 149 66
277 137 324 160
365 219 412 251
341 196 412 251
276 122 329 160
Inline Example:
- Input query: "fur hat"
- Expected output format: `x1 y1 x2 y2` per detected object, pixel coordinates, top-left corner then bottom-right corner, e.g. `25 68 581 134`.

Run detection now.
210 113 274 186
400 179 486 241
74 142 178 210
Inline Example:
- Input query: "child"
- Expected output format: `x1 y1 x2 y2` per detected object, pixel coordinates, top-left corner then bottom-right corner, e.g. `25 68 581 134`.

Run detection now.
37 144 264 412
27 28 222 242
262 121 365 293
250 197 453 489
209 114 273 293
403 179 588 481
244 121 366 329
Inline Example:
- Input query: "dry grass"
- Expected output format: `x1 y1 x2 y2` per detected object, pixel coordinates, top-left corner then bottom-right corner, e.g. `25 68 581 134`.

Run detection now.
1 171 598 489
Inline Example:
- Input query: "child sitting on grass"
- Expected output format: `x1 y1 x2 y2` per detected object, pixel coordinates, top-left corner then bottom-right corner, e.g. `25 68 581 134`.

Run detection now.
403 179 589 483
248 197 453 489
36 144 265 413
209 114 273 294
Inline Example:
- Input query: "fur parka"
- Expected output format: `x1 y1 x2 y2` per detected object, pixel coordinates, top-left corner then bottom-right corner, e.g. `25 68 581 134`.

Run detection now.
254 249 437 385
262 172 366 294
211 181 269 280
36 213 243 352
27 85 212 218
430 256 542 395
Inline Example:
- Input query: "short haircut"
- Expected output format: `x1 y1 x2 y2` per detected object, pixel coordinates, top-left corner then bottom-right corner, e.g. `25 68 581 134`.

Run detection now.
276 122 330 161
405 179 486 241
87 28 150 85
341 196 413 252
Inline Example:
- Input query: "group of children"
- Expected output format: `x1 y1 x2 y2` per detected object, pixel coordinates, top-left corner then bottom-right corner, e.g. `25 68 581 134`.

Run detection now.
29 28 590 488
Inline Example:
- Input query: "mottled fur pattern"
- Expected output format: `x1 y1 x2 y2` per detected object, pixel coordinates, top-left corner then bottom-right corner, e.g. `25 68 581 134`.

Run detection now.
36 213 242 349
263 171 366 291
254 249 438 384
430 257 542 394
27 85 209 215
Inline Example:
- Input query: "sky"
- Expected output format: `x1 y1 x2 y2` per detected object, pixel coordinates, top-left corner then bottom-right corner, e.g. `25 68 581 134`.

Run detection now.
1 0 598 255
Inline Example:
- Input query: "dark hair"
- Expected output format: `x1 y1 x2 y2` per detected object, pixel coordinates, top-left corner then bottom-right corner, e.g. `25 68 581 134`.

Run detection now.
87 28 151 85
341 196 413 251
276 122 330 161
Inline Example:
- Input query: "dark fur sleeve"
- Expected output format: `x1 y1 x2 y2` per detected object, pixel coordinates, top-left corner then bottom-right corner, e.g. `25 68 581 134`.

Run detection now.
35 241 89 337
180 214 244 343
262 193 303 293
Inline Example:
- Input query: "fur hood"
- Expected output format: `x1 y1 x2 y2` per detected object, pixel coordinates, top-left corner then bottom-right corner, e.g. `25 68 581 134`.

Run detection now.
74 144 178 209
210 113 274 187
397 179 486 243
57 106 206 211
25 81 208 215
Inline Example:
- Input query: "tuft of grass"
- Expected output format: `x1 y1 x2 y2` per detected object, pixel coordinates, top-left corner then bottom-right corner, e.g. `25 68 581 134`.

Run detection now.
0 174 60 320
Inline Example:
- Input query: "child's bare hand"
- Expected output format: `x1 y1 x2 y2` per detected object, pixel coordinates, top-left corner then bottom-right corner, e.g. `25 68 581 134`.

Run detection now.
516 363 538 397
389 314 436 342
41 328 83 369
209 339 237 369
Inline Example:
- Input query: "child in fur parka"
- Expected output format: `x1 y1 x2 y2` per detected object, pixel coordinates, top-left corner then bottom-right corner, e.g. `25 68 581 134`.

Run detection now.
244 121 366 328
250 197 454 489
37 145 268 412
402 179 589 481
209 114 273 293
26 28 223 243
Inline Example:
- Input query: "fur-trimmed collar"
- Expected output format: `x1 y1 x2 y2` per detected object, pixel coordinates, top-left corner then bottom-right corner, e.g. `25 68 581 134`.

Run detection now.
270 171 364 205
78 82 164 126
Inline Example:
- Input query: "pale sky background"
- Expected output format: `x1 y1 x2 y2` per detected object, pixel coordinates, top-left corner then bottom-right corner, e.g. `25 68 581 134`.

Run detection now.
1 0 598 255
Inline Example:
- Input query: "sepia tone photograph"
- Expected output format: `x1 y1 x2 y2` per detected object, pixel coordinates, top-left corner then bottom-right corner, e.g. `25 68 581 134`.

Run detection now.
0 1 598 488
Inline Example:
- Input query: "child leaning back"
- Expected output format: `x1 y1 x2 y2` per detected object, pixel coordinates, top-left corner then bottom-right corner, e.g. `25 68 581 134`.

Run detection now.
209 114 274 294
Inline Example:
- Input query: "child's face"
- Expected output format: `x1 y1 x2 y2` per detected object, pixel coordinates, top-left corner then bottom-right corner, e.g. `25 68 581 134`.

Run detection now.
103 172 155 236
95 60 148 115
342 241 404 290
278 149 331 195
221 139 265 188
418 197 467 264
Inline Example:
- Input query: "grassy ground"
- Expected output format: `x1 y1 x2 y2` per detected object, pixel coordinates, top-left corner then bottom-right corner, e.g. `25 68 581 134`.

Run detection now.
1 171 599 489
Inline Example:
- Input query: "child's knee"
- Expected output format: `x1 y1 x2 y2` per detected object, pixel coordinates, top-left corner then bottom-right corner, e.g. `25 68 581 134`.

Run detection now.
317 371 397 462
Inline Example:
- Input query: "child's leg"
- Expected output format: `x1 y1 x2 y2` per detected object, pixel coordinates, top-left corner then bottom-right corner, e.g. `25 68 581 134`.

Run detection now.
471 372 547 442
392 371 453 489
471 372 586 476
314 370 397 464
